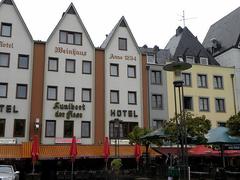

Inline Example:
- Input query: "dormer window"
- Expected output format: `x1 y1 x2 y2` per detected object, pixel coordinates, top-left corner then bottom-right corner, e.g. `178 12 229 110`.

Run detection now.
59 30 82 45
147 54 155 64
1 23 12 37
118 38 127 51
200 57 208 65
186 56 194 64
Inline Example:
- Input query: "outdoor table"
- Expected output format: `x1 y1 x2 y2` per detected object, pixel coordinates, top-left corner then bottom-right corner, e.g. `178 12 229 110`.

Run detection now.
190 171 209 180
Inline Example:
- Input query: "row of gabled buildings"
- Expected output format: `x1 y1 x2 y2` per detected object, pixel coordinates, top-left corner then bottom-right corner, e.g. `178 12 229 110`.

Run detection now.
0 0 239 160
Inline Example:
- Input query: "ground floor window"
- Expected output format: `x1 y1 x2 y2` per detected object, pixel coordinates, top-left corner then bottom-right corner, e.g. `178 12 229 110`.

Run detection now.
81 121 90 138
13 119 25 137
64 121 74 138
109 121 138 139
45 120 56 137
0 119 5 137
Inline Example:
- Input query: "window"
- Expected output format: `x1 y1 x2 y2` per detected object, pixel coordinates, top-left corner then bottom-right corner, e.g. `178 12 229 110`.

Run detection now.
13 119 25 137
59 30 82 45
110 90 119 104
147 54 155 64
16 84 27 99
127 65 136 78
18 54 29 69
151 94 163 109
45 120 56 137
64 121 74 138
47 86 57 100
0 119 5 137
0 52 10 67
186 56 194 64
110 63 119 77
199 97 209 112
153 119 164 130
215 98 225 112
1 23 12 37
65 87 75 101
213 76 223 89
65 59 75 73
217 122 226 127
82 60 91 74
200 57 208 65
0 83 7 98
184 96 193 110
151 70 161 84
48 57 58 72
118 38 127 50
128 91 137 105
81 121 90 138
82 88 91 102
197 74 208 88
109 121 138 139
182 73 191 86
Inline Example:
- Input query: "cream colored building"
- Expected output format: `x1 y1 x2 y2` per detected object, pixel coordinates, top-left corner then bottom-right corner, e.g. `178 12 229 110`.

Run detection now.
166 64 236 127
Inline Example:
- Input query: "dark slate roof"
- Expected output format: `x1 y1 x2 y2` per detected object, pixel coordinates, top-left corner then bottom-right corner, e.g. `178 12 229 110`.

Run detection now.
165 26 219 65
140 45 171 64
202 7 240 56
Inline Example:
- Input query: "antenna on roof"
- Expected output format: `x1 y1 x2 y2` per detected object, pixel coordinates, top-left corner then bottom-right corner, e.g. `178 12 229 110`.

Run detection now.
179 10 197 27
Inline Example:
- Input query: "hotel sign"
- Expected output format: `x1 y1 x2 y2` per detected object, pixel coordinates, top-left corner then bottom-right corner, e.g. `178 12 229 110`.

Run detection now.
0 41 13 48
53 102 85 119
0 104 18 113
110 109 138 118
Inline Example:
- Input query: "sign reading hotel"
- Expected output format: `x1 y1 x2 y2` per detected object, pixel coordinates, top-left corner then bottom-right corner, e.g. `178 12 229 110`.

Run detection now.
110 109 138 118
55 46 87 56
53 102 85 119
109 53 136 61
0 41 13 48
0 104 18 113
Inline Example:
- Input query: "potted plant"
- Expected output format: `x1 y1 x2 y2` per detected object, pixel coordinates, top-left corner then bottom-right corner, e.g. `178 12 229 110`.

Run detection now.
111 158 122 175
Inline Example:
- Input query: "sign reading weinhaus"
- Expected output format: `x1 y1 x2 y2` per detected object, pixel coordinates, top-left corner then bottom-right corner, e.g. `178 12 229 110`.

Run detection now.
53 102 85 119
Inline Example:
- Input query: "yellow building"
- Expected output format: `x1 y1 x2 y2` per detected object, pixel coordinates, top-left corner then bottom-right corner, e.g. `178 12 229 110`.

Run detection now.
166 64 236 127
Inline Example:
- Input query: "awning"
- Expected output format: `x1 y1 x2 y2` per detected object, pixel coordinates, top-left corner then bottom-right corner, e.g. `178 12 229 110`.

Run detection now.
0 142 158 160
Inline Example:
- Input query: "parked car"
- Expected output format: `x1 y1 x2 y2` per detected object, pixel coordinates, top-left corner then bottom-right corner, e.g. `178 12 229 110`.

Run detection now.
0 165 19 180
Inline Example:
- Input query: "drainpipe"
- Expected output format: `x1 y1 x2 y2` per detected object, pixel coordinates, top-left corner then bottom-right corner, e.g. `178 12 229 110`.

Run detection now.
146 65 151 128
230 74 237 115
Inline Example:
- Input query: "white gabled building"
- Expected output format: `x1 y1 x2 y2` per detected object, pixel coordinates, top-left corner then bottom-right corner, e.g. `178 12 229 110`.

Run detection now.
0 0 33 144
42 3 95 144
100 17 148 143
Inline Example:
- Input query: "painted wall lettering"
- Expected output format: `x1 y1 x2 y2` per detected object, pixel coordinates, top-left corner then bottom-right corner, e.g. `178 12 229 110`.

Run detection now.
55 46 87 56
53 102 85 119
109 53 136 61
0 41 13 48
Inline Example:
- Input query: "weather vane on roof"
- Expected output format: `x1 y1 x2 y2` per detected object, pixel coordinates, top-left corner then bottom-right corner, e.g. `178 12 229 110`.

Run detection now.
179 10 197 27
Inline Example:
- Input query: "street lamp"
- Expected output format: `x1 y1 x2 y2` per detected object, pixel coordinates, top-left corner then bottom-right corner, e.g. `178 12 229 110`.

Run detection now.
163 58 192 180
111 118 123 158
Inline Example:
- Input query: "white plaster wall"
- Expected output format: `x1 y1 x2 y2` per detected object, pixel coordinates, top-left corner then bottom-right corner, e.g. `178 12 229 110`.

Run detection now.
0 3 33 143
42 13 95 144
104 26 142 137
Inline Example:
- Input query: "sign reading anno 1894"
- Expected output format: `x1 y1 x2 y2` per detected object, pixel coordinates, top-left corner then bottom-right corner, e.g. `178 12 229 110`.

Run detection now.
53 102 85 119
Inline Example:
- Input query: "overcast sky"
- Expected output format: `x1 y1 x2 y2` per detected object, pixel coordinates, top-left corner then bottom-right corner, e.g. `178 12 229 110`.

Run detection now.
13 0 239 48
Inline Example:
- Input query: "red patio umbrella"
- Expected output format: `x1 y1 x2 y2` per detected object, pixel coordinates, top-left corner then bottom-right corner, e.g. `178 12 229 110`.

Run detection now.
134 144 141 171
103 137 110 170
188 145 213 156
31 135 40 173
70 136 77 180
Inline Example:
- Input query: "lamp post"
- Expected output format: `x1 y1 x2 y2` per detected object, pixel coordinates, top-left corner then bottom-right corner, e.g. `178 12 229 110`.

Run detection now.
111 118 122 158
163 58 192 180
